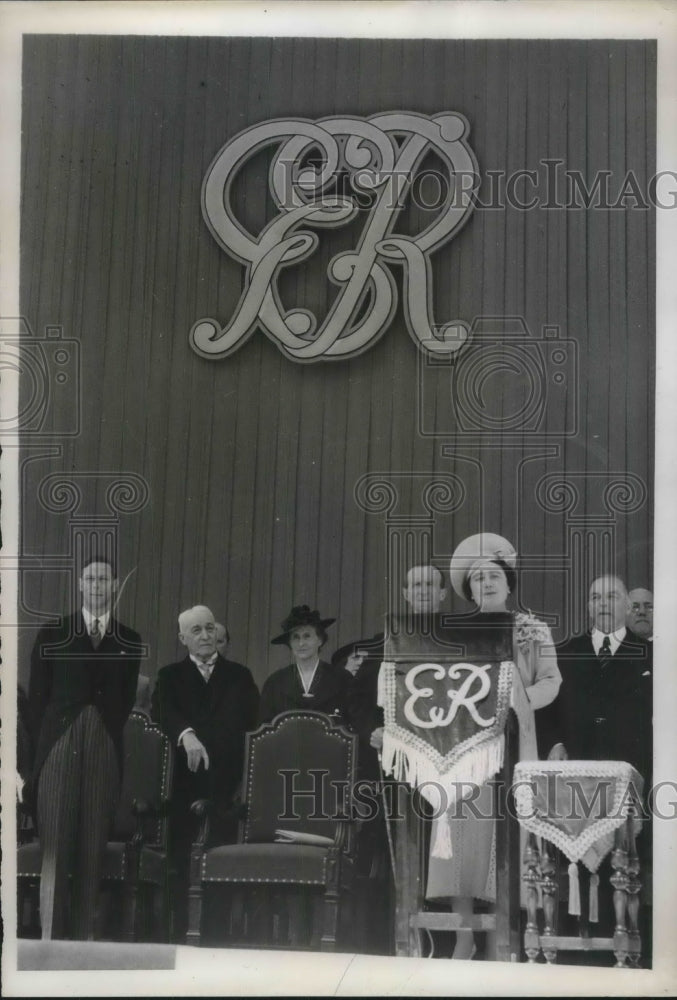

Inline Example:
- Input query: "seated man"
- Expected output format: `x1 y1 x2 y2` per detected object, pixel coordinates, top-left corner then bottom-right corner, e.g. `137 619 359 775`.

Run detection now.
152 605 259 940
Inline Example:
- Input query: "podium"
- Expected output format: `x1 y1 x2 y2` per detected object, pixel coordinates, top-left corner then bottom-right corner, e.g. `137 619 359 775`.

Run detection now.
392 708 522 960
379 613 532 961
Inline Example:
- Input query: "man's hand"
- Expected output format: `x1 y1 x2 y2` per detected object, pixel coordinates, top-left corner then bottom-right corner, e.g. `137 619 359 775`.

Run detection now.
547 742 568 762
182 731 210 772
370 727 384 751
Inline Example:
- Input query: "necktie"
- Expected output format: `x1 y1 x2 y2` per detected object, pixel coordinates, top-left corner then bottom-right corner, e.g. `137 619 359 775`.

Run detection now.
598 634 612 668
197 658 215 683
90 618 101 649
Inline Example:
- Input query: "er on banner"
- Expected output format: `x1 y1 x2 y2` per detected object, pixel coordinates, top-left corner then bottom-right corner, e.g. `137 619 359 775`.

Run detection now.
378 613 521 858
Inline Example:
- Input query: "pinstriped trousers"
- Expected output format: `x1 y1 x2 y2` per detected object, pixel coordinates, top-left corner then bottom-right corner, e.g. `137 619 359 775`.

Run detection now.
37 705 119 940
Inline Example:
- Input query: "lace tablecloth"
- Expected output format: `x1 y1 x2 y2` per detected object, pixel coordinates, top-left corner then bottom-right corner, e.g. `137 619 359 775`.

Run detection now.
513 760 644 873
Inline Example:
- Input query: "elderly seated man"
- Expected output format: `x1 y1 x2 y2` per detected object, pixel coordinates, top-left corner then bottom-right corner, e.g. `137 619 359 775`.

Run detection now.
152 605 259 940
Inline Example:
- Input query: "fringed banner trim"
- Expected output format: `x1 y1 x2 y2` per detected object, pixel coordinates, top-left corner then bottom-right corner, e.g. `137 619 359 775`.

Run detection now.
431 810 454 859
377 660 393 711
381 728 505 809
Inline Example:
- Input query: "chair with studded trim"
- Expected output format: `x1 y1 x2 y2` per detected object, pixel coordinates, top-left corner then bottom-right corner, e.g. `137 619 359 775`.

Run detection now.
186 710 358 950
17 710 174 942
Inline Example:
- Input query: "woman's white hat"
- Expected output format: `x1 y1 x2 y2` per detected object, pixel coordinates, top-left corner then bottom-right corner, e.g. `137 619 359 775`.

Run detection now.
449 533 517 599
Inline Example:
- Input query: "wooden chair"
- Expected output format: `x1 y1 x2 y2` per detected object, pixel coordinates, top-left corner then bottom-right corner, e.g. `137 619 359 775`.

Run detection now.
17 711 174 942
186 710 358 951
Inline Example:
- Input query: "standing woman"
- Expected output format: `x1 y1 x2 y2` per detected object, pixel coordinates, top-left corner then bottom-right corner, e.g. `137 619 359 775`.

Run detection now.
259 605 350 723
426 534 561 959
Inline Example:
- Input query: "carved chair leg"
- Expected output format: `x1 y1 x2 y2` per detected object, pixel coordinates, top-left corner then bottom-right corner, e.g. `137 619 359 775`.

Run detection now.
611 824 631 967
121 881 139 942
287 887 304 948
162 875 174 943
539 838 558 964
523 833 542 963
320 884 340 951
229 886 245 942
625 820 642 967
186 848 204 947
122 841 141 942
320 848 342 951
148 881 167 943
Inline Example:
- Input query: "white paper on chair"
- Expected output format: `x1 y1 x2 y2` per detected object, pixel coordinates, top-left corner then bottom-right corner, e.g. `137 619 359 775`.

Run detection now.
273 829 335 846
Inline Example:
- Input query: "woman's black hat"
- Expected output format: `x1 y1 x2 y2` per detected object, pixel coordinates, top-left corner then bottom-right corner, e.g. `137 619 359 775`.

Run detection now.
270 604 336 645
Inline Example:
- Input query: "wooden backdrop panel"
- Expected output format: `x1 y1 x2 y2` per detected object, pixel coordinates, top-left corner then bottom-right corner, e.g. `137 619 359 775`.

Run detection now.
19 36 655 687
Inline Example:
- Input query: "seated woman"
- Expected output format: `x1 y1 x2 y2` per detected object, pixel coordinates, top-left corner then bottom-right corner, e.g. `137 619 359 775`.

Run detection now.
426 533 562 959
259 605 350 724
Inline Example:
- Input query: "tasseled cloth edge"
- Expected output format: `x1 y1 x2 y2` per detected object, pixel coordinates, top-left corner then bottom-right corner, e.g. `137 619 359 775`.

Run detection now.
568 861 581 917
380 729 505 859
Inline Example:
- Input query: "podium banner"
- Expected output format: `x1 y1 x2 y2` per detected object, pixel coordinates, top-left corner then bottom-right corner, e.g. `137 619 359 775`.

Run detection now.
379 614 515 815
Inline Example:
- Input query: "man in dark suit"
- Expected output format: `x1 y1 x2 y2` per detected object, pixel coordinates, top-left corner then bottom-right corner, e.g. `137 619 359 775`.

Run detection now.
544 574 653 954
343 564 448 765
27 555 142 939
547 574 652 781
627 587 654 642
152 605 259 939
336 635 385 784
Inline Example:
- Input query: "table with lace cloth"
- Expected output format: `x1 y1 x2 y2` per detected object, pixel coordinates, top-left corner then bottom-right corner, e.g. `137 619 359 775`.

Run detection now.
513 759 645 966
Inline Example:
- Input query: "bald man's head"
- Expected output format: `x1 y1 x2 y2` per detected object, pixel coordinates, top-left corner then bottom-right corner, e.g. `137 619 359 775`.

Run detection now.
627 588 653 639
178 605 217 661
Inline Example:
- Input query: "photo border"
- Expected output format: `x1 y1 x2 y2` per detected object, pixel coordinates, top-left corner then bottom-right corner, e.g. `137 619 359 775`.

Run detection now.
1 1 675 995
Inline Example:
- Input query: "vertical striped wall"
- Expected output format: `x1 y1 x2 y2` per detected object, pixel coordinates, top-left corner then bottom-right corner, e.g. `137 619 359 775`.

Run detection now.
18 36 655 688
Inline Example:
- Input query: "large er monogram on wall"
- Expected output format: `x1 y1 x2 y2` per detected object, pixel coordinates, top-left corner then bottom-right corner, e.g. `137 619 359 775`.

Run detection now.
190 113 478 362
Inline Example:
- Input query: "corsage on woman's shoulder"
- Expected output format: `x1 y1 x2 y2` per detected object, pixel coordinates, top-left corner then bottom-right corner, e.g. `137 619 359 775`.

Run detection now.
513 611 551 650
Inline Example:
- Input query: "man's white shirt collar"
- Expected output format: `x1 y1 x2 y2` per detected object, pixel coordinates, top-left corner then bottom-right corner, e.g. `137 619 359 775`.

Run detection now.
190 652 218 680
591 626 626 655
82 607 110 636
